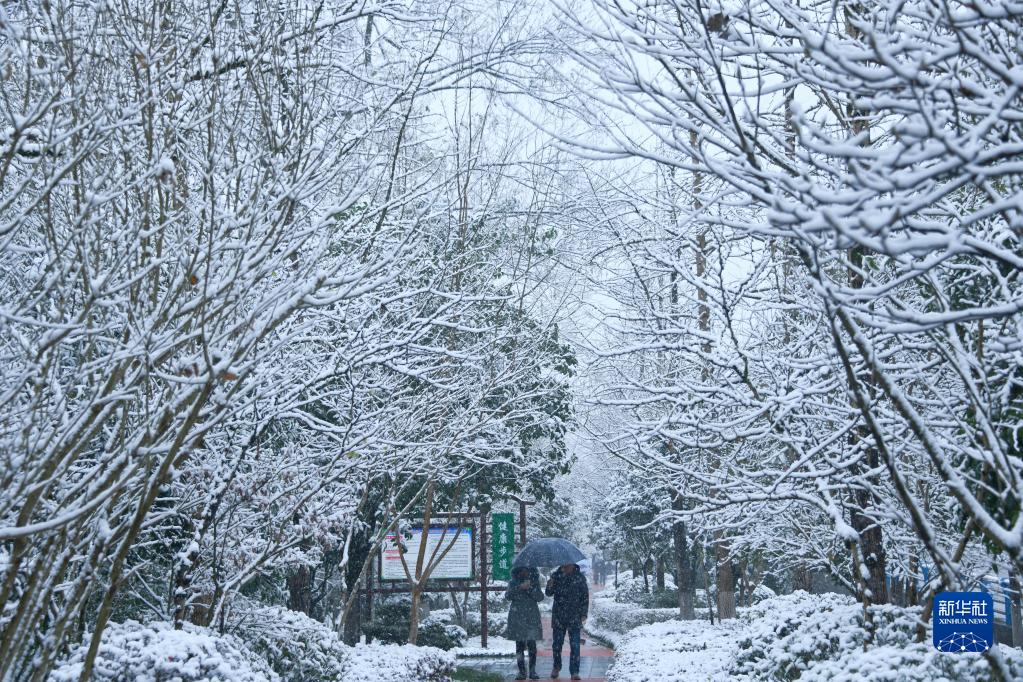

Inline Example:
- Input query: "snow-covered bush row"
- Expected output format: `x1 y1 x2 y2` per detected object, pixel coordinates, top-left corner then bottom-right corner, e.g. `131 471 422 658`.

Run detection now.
227 600 348 680
49 616 459 682
340 642 456 682
420 615 469 650
48 621 278 682
605 617 747 681
462 609 509 639
362 595 467 649
590 598 679 639
607 592 1023 681
590 580 713 642
729 591 1023 681
609 574 673 603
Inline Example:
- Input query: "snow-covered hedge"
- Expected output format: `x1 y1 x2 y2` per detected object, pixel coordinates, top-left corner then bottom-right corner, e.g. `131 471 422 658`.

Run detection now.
49 609 459 682
589 585 685 641
229 600 458 681
606 617 745 681
591 600 679 638
456 608 508 638
362 596 467 649
49 620 278 682
611 574 676 603
228 600 348 680
420 614 468 649
607 591 1023 682
729 591 1023 681
341 642 456 682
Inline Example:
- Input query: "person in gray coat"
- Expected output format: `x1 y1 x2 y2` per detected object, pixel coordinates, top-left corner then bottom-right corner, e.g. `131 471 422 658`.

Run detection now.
506 566 544 679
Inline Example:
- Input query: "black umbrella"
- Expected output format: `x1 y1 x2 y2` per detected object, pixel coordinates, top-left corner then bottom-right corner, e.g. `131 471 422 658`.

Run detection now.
512 537 586 568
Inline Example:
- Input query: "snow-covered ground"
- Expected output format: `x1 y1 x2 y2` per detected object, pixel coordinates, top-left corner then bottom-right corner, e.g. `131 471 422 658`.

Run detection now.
47 612 457 682
606 617 745 681
454 635 518 657
604 591 1023 682
341 643 455 682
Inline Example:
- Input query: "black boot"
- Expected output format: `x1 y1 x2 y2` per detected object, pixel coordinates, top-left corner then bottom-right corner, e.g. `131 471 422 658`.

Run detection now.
529 648 539 679
516 654 527 680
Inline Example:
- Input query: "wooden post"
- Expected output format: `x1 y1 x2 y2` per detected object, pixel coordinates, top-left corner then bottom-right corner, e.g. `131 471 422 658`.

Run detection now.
480 509 489 648
515 499 534 549
519 500 527 548
365 554 375 643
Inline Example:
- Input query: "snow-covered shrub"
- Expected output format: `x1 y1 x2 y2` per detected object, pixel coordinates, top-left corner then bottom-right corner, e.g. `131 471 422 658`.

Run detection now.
729 590 1023 681
612 575 657 603
457 608 509 638
799 641 1023 681
452 585 508 616
419 615 467 650
636 588 681 609
748 583 777 605
590 593 678 634
49 620 277 682
729 591 873 680
228 600 348 680
362 596 465 649
606 617 746 681
341 643 456 682
363 595 418 644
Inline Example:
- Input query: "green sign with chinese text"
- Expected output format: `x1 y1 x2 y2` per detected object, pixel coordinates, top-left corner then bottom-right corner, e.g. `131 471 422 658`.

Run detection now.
491 513 516 581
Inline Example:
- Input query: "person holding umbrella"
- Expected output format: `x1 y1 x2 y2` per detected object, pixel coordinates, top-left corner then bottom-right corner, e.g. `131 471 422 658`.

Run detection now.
512 538 588 680
505 566 544 680
545 562 588 680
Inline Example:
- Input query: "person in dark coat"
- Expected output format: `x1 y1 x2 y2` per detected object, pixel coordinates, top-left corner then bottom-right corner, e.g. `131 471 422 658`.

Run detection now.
545 563 588 680
506 566 544 680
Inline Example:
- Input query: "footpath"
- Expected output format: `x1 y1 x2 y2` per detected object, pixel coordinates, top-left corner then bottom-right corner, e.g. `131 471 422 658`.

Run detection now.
459 582 614 681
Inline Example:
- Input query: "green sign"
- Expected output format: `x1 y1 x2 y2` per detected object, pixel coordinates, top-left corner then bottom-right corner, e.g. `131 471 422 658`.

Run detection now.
491 513 516 581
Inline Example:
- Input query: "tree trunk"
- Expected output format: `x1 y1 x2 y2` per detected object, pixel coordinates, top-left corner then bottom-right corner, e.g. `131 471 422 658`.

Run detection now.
672 499 696 619
342 591 362 646
701 549 715 625
450 591 465 629
841 1 889 611
890 574 904 607
341 531 371 644
287 566 314 615
850 470 889 605
655 556 666 591
408 586 422 645
792 563 812 593
714 535 736 620
906 554 919 606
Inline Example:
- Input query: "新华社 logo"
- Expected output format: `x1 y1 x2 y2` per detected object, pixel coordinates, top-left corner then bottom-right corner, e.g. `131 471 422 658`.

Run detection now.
933 591 993 653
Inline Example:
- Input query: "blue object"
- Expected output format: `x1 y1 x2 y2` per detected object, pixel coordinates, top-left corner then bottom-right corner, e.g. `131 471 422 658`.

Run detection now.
933 591 994 653
512 537 586 568
1003 578 1013 626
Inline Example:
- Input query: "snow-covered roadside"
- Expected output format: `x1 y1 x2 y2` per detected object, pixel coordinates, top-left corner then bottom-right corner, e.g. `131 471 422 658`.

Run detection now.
605 618 745 681
341 643 455 682
587 575 690 644
454 636 518 658
584 619 626 649
606 591 1023 682
47 609 457 682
